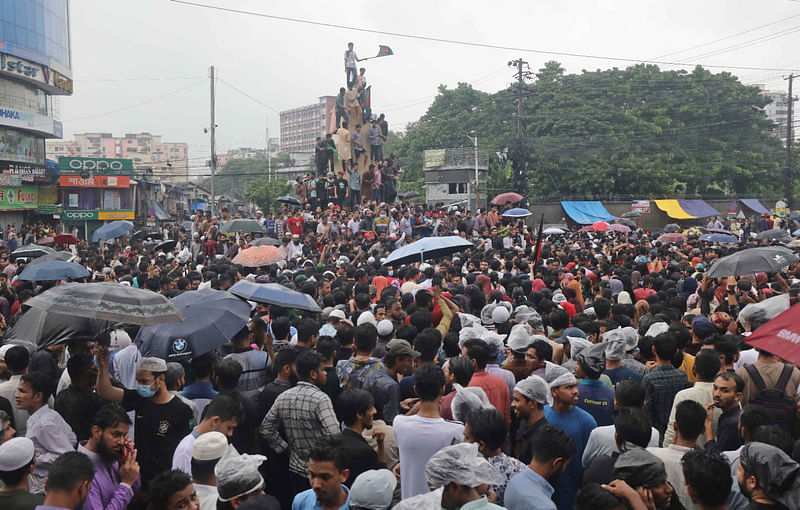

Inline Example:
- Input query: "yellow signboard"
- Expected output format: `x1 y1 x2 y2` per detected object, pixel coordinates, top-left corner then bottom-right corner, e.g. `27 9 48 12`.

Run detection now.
98 210 134 220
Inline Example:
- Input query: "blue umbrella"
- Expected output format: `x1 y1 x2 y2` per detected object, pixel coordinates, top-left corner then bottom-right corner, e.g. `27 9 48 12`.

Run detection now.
381 236 475 266
699 233 739 244
501 207 532 218
229 280 321 312
17 261 90 281
135 289 252 360
91 220 134 243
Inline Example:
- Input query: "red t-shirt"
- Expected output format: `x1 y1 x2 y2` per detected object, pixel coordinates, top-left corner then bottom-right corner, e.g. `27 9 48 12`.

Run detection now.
287 216 304 236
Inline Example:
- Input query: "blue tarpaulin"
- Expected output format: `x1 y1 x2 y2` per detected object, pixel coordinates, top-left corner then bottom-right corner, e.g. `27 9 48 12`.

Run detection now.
677 200 720 218
740 199 769 215
561 201 616 225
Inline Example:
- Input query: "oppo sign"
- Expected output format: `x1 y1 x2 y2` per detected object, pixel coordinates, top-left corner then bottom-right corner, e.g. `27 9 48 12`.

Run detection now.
57 157 134 176
68 159 125 171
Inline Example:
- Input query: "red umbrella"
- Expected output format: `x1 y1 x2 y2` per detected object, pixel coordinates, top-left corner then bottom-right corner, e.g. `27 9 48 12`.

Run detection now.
657 233 687 243
592 221 609 232
745 304 800 365
609 223 631 233
578 226 595 233
490 192 524 205
54 233 80 245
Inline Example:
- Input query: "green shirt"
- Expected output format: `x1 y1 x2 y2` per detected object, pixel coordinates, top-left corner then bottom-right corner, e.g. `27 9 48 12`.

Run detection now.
0 489 45 510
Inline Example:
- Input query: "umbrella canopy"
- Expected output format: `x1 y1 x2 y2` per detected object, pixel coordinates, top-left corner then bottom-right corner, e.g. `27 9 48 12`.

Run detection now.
756 229 792 241
25 282 185 325
249 237 281 247
609 223 631 233
398 191 420 200
131 229 163 242
707 227 733 234
744 303 800 366
615 218 637 229
27 251 73 266
180 221 194 229
3 307 117 350
578 226 595 233
135 289 251 360
592 221 610 232
381 236 475 266
220 219 266 234
663 223 681 233
657 233 687 243
699 233 739 244
229 280 321 312
620 211 642 218
501 208 532 218
91 220 134 243
277 196 301 206
154 240 178 253
17 261 90 281
12 244 55 259
36 236 54 245
490 192 524 205
706 246 799 277
543 227 566 235
54 233 79 245
232 246 286 267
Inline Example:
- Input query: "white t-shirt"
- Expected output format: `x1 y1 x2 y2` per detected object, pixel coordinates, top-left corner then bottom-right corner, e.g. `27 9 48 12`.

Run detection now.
393 414 464 499
172 429 198 474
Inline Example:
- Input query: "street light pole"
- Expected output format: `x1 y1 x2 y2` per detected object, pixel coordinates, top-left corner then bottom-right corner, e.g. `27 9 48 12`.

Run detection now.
473 134 479 210
209 65 217 217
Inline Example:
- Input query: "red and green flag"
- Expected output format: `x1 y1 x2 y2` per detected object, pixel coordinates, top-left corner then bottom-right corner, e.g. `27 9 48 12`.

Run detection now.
362 45 394 61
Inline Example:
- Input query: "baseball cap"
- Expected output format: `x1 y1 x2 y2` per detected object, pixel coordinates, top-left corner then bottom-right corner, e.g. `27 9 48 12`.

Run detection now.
556 327 586 345
386 339 420 357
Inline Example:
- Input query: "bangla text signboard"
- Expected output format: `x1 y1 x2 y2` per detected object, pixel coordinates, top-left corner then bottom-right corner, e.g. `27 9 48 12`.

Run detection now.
59 175 130 188
0 186 37 210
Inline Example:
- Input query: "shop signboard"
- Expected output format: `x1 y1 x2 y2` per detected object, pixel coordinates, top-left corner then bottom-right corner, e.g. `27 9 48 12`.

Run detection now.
59 175 130 188
0 186 37 210
58 157 134 175
0 160 48 183
0 51 73 95
0 107 62 138
631 200 650 213
98 210 134 220
62 210 98 221
62 209 135 221
36 204 63 215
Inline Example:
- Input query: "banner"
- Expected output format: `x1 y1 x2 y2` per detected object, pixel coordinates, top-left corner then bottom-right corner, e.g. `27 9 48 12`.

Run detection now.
0 186 36 210
631 200 650 213
58 157 134 175
60 175 130 188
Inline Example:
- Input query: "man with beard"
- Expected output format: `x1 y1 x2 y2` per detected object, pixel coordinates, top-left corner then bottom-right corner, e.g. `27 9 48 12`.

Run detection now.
79 404 141 510
737 442 800 510
336 389 385 486
292 436 351 510
38 452 95 510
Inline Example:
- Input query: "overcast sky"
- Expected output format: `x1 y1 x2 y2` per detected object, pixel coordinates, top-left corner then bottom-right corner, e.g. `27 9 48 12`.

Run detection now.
62 0 800 175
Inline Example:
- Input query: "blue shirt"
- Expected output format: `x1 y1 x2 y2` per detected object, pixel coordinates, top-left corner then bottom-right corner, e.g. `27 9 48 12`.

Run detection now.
181 381 218 400
543 405 597 510
292 485 349 510
504 468 556 510
603 366 643 385
578 379 615 427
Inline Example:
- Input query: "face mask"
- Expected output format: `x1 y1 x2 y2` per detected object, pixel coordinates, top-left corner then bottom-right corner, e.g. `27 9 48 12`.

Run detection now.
388 270 394 276
136 382 157 398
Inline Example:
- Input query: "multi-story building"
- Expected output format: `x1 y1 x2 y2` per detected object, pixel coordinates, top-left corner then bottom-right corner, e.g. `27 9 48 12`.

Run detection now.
47 132 189 182
280 96 335 153
0 0 73 227
759 85 797 142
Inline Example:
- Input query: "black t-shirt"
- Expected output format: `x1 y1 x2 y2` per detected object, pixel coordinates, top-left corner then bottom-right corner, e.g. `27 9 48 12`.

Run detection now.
122 390 193 485
340 429 381 486
335 179 348 197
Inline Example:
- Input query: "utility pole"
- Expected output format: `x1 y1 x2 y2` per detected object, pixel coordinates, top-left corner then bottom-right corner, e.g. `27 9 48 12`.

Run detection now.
473 134 479 209
786 74 795 210
508 58 533 201
266 118 272 182
209 65 217 217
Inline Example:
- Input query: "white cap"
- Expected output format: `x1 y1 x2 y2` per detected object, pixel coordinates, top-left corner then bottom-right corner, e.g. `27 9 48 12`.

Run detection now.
328 309 346 320
0 344 14 361
0 437 35 471
193 431 229 461
376 319 393 337
513 375 549 404
357 311 377 326
491 306 510 324
350 469 397 510
138 357 167 373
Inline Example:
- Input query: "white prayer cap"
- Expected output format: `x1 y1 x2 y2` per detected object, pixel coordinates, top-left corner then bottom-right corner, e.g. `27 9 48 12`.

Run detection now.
0 437 34 471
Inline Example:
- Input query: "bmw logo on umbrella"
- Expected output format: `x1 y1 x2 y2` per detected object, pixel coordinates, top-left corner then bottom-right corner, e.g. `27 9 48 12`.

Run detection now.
172 338 188 354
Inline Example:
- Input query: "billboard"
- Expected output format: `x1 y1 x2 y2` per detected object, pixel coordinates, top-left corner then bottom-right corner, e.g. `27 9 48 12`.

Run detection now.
59 175 131 188
58 157 134 175
0 186 37 210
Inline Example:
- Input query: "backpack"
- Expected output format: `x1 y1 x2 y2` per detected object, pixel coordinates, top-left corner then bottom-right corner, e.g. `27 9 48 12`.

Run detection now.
744 363 796 432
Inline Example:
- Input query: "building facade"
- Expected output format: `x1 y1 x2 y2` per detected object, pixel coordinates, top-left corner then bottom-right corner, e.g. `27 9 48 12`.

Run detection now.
0 0 73 227
47 132 189 183
759 85 797 142
280 96 335 153
423 147 488 211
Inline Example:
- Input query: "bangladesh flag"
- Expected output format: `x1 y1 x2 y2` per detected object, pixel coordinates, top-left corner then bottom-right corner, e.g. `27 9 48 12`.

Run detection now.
360 86 372 123
377 45 393 57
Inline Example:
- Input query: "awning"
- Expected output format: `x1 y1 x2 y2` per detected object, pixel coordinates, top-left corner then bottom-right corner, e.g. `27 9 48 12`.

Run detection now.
740 198 769 215
655 200 695 220
147 200 170 221
561 201 616 225
655 199 720 219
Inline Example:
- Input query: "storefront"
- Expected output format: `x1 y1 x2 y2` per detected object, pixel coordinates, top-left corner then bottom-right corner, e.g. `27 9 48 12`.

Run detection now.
0 185 38 230
58 156 134 241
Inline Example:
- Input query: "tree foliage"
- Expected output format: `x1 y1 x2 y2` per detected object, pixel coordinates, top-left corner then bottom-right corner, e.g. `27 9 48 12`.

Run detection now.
197 154 294 199
244 178 292 214
389 63 784 200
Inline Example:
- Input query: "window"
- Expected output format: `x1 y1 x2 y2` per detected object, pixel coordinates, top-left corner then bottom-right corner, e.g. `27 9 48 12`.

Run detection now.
448 183 467 194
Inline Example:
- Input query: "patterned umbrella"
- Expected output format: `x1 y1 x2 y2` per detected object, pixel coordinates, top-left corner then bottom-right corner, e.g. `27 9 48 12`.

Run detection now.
11 244 55 259
490 192 524 205
25 282 184 325
578 226 595 232
232 246 287 267
36 237 54 245
609 223 631 233
657 233 687 243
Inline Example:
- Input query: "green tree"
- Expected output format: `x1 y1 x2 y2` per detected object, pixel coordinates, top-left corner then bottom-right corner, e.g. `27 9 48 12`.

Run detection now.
244 178 292 214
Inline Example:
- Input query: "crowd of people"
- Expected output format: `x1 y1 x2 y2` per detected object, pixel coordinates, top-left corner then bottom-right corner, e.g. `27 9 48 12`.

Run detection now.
0 194 798 510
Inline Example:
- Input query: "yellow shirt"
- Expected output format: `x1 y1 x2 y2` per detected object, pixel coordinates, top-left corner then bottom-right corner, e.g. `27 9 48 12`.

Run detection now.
680 353 696 384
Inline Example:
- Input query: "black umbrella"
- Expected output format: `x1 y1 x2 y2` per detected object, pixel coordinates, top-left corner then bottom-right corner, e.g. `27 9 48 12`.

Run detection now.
398 191 420 200
131 230 163 242
220 219 266 234
620 211 642 218
25 282 185 325
4 307 118 350
154 240 178 252
11 244 55 259
27 251 73 266
756 229 792 241
706 246 800 277
615 218 637 229
663 224 681 233
277 196 301 206
249 237 281 247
